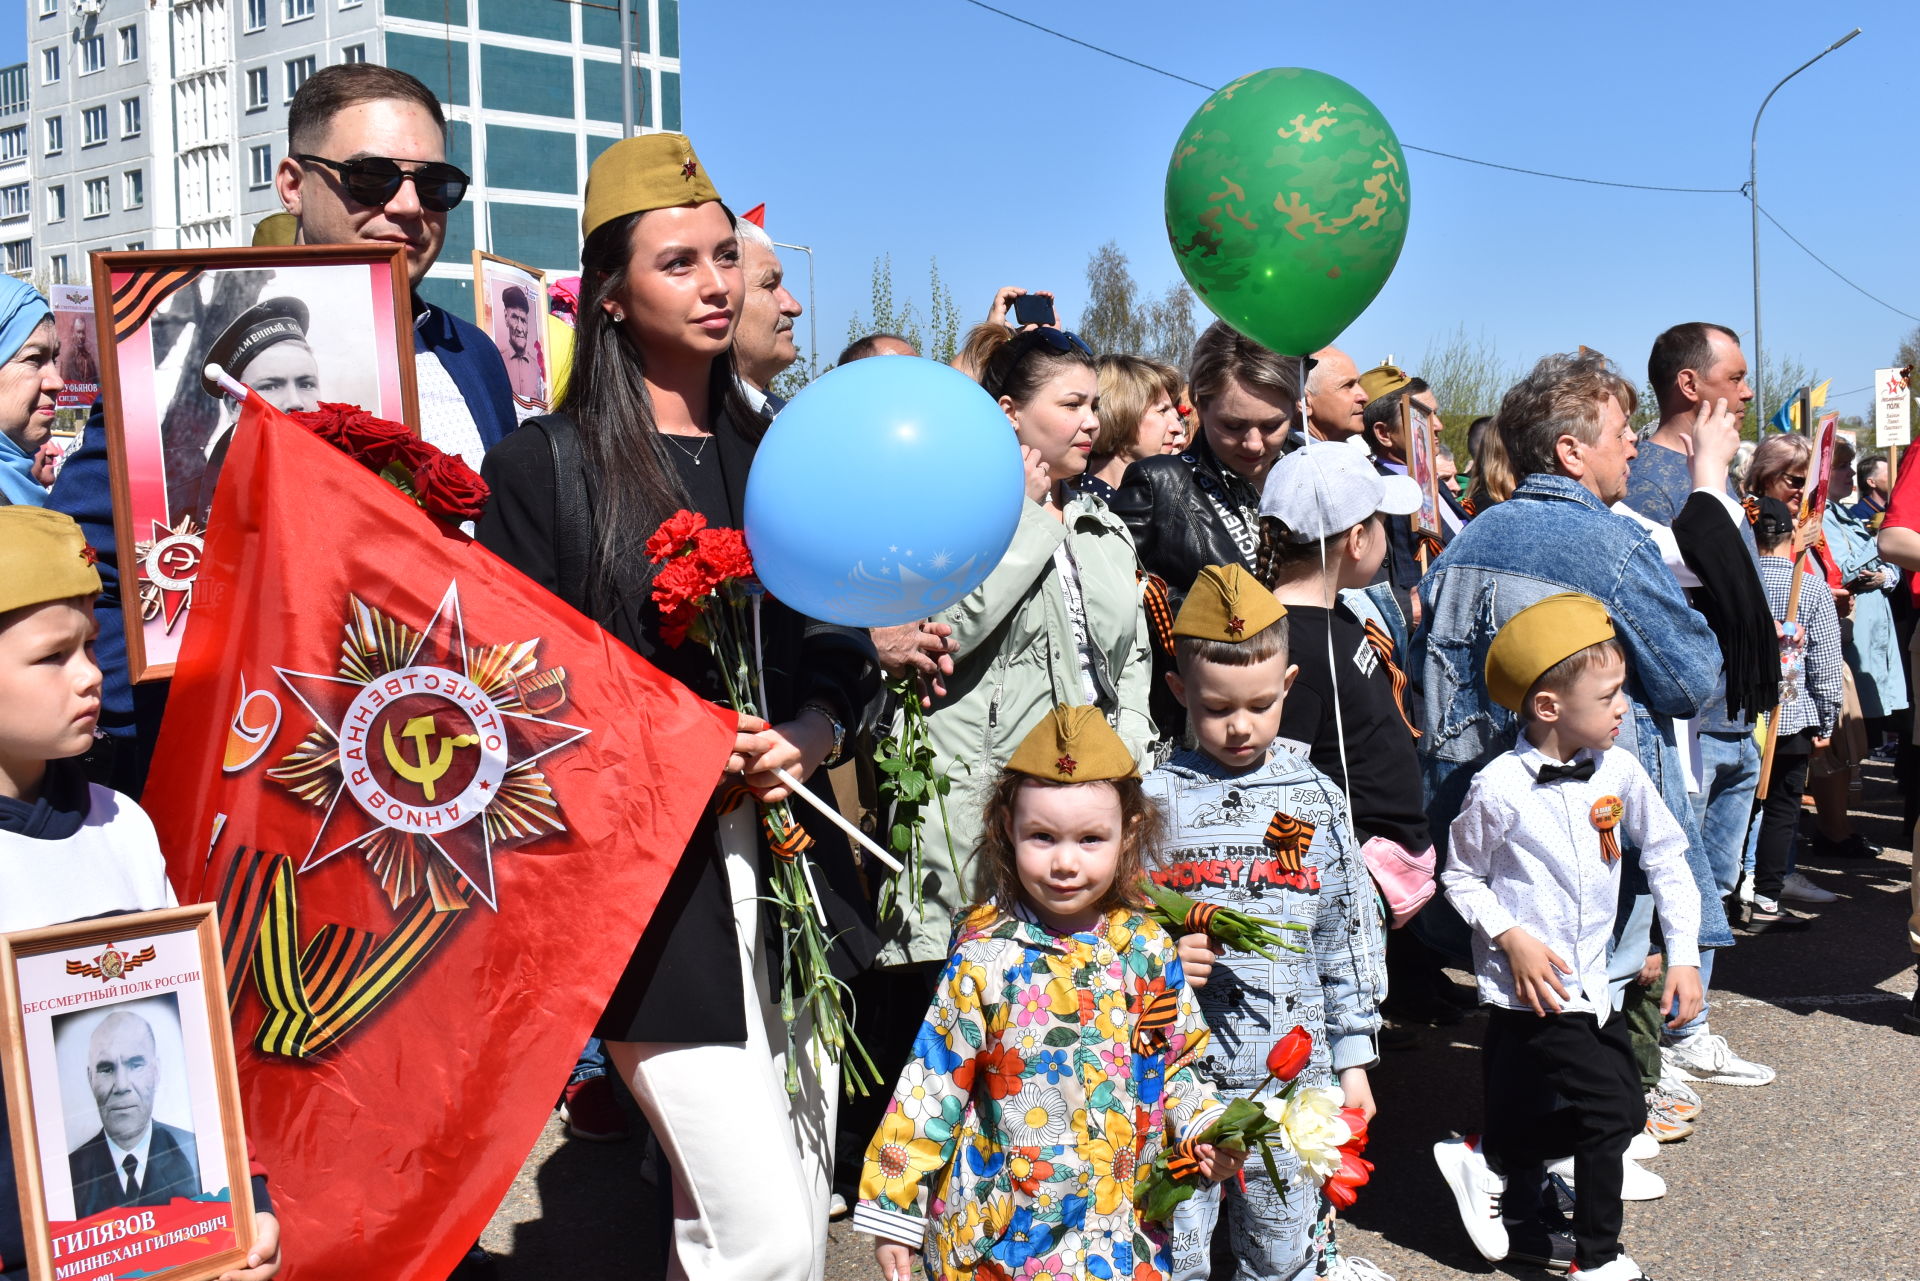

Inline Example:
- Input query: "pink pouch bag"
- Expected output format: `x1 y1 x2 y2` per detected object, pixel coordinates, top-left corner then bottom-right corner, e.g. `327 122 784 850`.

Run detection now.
1359 835 1436 929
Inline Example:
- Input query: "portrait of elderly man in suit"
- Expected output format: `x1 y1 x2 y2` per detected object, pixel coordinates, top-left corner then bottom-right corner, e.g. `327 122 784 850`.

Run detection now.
67 1010 202 1218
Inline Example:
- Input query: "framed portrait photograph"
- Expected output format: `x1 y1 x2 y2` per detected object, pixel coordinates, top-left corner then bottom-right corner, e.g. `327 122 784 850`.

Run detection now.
1402 401 1444 543
472 251 550 414
52 284 100 410
91 244 419 683
0 906 256 1281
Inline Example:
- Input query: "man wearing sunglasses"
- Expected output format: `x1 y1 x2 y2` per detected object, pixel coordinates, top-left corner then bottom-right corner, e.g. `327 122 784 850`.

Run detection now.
275 64 516 469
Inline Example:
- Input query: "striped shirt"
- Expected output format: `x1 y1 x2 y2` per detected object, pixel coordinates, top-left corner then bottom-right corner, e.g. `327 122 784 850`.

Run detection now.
1758 554 1842 739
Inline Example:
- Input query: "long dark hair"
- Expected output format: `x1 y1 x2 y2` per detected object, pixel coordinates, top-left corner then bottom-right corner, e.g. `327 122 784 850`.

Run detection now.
559 206 761 607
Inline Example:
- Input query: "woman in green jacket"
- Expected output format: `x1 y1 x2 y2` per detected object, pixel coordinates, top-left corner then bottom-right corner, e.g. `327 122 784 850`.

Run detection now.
875 325 1156 969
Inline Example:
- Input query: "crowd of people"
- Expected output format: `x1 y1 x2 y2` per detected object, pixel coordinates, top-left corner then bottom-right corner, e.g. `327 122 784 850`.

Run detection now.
1 60 1917 1281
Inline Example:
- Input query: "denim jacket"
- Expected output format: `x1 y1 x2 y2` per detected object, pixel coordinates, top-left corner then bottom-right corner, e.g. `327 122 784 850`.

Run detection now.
1410 473 1734 949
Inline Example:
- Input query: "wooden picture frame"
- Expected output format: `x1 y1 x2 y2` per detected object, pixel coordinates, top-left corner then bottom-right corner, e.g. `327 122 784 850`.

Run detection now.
91 243 419 683
1401 397 1445 556
472 251 551 415
1802 411 1839 526
0 906 255 1281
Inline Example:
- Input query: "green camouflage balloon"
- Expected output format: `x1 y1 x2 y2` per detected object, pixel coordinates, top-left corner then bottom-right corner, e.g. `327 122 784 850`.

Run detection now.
1166 67 1410 356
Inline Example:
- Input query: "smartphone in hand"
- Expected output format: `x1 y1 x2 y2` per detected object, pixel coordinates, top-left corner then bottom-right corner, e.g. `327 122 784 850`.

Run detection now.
1011 294 1055 328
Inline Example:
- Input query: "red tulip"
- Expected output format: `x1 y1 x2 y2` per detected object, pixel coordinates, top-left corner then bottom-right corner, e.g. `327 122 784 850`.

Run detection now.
1266 1026 1312 1083
1337 1105 1369 1153
1325 1145 1374 1210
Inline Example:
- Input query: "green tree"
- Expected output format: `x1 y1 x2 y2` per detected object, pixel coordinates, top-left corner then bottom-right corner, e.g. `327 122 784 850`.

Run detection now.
1417 326 1514 462
1080 241 1197 366
841 254 963 367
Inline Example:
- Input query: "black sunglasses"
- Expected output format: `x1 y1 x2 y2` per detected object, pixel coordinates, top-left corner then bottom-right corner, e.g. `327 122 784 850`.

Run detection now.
296 154 471 213
1011 326 1095 359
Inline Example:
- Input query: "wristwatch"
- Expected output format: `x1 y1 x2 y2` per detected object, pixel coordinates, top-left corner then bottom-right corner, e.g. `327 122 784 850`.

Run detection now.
799 700 848 768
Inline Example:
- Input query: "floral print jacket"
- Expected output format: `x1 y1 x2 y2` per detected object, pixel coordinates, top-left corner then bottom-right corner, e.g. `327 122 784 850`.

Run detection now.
854 904 1227 1281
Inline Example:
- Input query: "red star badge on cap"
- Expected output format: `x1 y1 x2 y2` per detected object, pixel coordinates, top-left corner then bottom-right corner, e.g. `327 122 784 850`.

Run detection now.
1226 616 1246 635
80 545 99 566
1055 754 1078 777
681 159 698 180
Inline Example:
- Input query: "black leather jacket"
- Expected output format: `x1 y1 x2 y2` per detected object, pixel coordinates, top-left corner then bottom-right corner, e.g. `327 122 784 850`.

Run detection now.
1110 433 1265 611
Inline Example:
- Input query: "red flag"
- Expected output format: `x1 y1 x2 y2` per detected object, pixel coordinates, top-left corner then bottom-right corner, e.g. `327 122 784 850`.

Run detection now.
142 397 734 1279
740 202 766 228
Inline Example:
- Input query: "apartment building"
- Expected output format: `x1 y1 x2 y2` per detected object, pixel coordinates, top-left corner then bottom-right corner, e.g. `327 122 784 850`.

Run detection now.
24 0 681 310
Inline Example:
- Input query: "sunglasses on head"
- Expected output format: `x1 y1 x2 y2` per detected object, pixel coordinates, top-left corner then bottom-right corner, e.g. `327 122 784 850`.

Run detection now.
1011 327 1094 359
296 154 471 213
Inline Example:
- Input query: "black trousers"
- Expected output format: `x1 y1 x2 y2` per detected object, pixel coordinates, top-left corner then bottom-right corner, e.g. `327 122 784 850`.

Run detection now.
1755 730 1814 901
1483 1007 1643 1270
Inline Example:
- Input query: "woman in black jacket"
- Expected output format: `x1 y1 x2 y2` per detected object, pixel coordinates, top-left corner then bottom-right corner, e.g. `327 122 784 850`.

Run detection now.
1109 320 1304 737
476 134 877 1281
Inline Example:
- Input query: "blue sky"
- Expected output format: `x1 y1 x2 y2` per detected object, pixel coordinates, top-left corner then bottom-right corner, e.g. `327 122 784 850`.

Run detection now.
682 0 1920 415
12 1 1916 414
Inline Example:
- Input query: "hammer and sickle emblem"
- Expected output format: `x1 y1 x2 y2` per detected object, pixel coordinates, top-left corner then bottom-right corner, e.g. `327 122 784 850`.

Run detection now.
382 714 480 802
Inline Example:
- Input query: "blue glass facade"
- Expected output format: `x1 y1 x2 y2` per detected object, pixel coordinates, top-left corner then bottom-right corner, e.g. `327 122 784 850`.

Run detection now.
378 0 681 289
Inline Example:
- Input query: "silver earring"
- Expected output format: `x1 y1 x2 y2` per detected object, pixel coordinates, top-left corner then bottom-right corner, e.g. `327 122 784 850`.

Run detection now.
612 310 625 323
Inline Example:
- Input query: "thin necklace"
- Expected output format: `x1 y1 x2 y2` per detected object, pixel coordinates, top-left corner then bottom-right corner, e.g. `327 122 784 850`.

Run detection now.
662 432 711 466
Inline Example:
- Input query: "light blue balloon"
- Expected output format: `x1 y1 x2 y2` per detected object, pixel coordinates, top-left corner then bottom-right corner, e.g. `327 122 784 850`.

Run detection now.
746 357 1026 627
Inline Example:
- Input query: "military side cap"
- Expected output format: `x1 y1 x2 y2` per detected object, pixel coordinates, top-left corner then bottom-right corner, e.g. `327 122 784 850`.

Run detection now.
1171 563 1286 643
583 132 721 241
0 508 102 615
1006 704 1136 783
1358 361 1411 401
250 212 297 246
1485 592 1617 712
202 297 310 395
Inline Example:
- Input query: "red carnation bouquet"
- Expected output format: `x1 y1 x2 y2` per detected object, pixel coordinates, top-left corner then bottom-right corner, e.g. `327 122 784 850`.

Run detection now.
646 509 877 1095
292 401 490 524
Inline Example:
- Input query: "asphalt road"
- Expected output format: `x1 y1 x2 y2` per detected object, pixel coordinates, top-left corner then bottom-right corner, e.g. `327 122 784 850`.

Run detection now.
480 758 1920 1281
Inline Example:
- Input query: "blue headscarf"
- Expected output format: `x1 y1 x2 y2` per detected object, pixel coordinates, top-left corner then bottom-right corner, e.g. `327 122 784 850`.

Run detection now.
0 276 53 506
0 274 51 367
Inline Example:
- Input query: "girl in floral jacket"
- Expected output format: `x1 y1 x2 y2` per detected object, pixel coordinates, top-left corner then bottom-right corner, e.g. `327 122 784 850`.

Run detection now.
856 705 1240 1281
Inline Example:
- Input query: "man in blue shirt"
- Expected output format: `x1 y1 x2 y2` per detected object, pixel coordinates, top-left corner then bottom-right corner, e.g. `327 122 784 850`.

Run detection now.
1622 322 1777 1094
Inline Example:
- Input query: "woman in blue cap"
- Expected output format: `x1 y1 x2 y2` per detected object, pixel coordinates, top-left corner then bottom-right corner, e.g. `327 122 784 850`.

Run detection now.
0 276 63 506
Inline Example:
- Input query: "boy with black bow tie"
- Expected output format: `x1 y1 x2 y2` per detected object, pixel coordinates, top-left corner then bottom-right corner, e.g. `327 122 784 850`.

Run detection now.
1433 593 1701 1281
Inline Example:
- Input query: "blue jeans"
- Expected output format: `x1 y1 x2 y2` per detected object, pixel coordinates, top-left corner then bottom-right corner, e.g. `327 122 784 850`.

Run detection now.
570 1036 610 1086
1668 732 1760 1035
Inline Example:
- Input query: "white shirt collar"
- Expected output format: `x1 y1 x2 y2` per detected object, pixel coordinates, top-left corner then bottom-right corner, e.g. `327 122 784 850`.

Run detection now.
104 1123 154 1187
738 378 769 415
1514 729 1604 779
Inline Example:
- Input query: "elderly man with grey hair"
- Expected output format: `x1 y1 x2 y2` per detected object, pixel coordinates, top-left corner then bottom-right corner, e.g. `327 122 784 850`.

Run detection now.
732 216 803 413
1305 345 1368 441
68 1010 203 1217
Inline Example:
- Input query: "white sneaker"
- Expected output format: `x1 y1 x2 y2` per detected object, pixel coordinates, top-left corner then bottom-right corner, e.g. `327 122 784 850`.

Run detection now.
1736 870 1755 905
1576 1256 1652 1281
1625 1129 1659 1161
1323 1256 1395 1281
1781 871 1838 904
1545 1155 1666 1201
1433 1136 1508 1261
1661 1026 1776 1087
1654 1066 1703 1113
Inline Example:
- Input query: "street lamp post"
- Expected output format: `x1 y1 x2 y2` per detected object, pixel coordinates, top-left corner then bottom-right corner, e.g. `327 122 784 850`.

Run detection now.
1750 26 1859 433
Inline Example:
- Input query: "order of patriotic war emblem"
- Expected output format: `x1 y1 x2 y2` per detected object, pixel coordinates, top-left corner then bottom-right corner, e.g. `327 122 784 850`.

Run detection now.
264 580 590 912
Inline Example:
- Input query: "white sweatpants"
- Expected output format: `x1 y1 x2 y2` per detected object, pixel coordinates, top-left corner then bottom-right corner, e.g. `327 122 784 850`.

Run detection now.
607 807 839 1281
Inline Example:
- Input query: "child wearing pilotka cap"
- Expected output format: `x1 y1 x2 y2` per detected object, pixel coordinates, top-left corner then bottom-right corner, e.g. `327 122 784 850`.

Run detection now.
1144 564 1386 1281
0 508 281 1281
1433 593 1700 1281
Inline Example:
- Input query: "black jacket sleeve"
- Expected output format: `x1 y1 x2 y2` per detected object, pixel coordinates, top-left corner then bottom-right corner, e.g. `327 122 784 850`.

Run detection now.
475 422 560 595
